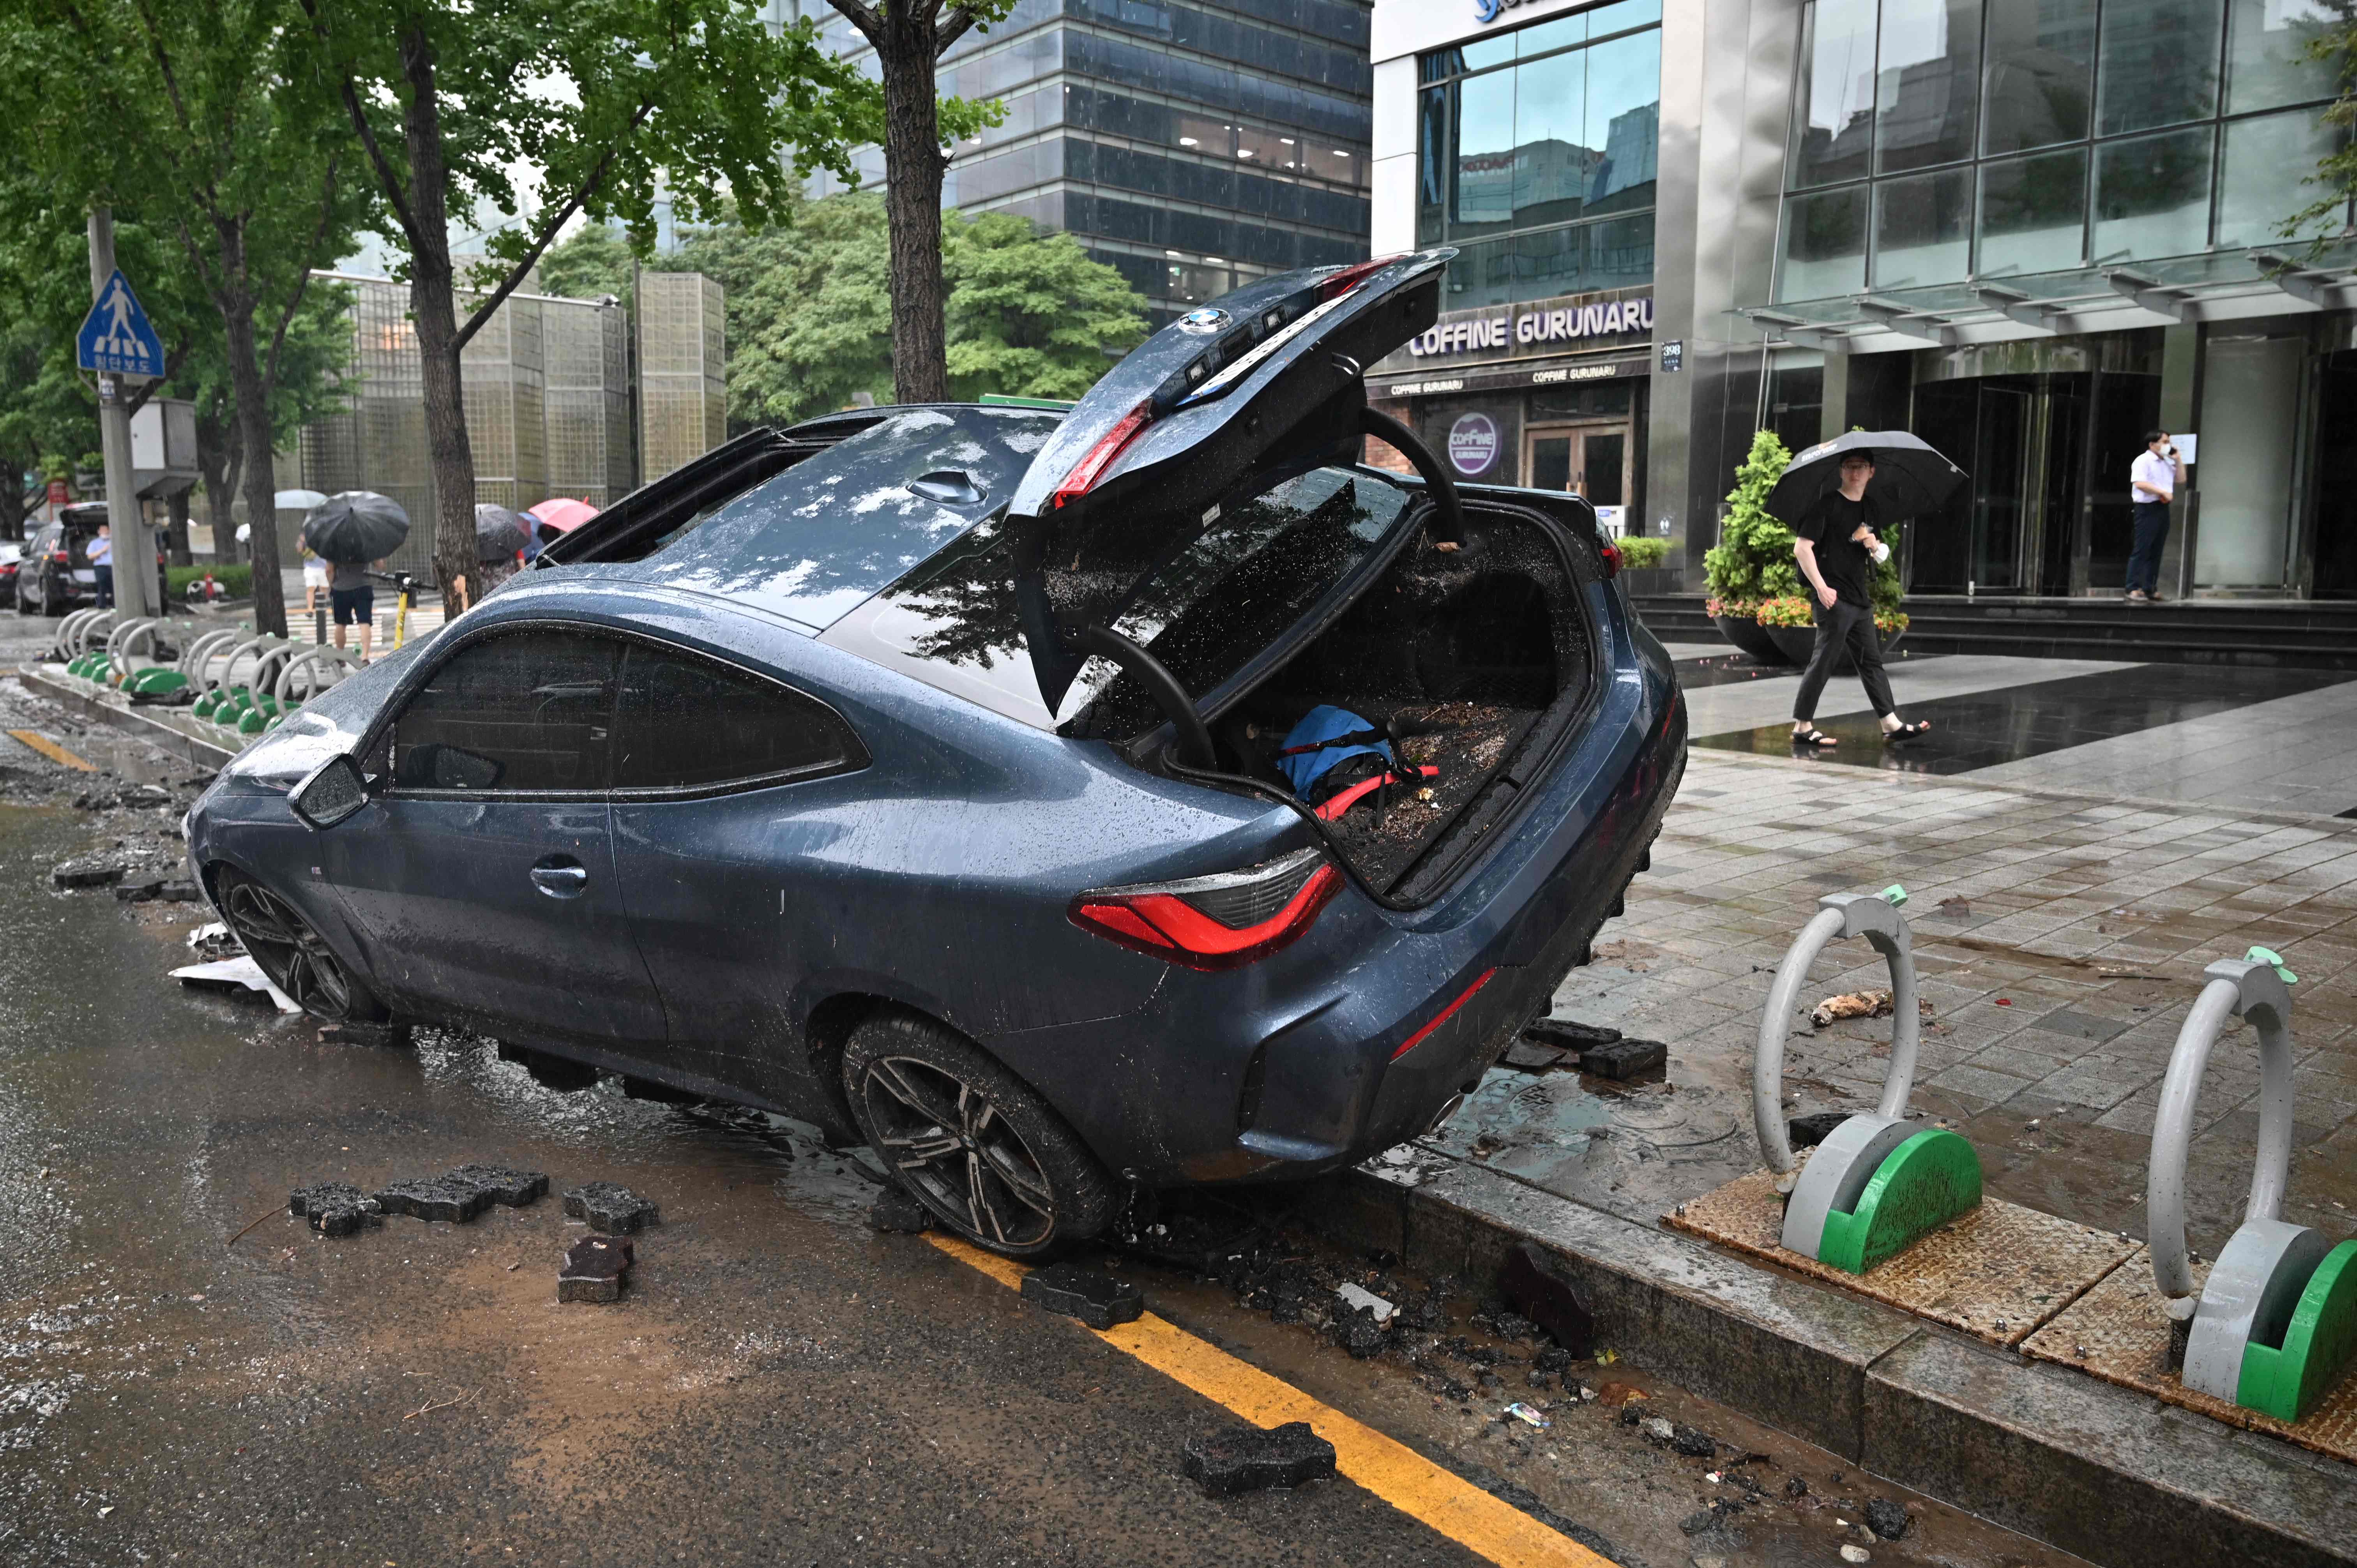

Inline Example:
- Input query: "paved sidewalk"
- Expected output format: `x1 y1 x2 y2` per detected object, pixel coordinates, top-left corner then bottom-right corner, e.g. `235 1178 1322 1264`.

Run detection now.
1422 748 2357 1253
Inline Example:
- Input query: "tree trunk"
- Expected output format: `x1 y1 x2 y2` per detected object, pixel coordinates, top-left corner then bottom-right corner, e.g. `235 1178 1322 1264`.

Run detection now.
221 288 290 639
165 490 193 567
878 10 949 405
195 405 244 565
0 461 26 544
399 24 479 610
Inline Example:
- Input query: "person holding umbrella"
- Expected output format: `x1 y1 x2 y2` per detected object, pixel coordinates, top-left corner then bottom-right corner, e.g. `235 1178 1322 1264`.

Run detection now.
1776 442 1938 748
300 492 412 666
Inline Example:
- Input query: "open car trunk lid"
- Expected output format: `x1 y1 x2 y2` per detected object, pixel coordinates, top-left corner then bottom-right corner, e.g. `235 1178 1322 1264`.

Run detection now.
1005 250 1454 716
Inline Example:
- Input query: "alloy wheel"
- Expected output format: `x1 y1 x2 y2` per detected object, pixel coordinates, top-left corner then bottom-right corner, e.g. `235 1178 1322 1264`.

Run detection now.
220 878 355 1019
859 1055 1056 1249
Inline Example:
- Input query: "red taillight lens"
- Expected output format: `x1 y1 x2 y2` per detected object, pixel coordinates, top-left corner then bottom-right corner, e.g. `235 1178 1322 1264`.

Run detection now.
1597 538 1623 577
1391 968 1498 1061
1316 254 1408 301
1070 849 1341 971
52 551 69 563
1050 399 1154 510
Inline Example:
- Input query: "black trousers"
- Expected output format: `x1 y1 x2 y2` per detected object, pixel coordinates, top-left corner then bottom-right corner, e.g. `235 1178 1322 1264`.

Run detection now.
1793 598 1894 724
2126 501 2170 594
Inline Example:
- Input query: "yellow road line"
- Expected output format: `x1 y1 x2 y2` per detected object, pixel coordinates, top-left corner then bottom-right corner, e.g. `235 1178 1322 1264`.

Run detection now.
926 1233 1610 1568
8 729 96 771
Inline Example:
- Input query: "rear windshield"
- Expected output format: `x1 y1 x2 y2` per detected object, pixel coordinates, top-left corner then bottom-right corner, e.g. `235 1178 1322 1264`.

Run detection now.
838 465 1414 730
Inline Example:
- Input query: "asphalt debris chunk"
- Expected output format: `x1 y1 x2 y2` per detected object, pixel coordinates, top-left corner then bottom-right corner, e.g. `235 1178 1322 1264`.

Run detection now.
1182 1421 1336 1496
867 1187 934 1233
564 1181 660 1234
1865 1497 1912 1540
318 1019 414 1049
1500 1039 1567 1072
1021 1262 1143 1329
558 1234 634 1303
1788 1110 1850 1149
1671 1423 1717 1457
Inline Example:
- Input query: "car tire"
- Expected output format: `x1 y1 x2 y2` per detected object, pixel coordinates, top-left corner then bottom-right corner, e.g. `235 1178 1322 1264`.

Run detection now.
213 867 390 1024
841 1010 1118 1257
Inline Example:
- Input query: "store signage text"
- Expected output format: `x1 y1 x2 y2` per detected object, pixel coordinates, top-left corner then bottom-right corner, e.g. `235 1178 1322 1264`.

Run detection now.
1473 0 1550 22
1408 295 1654 360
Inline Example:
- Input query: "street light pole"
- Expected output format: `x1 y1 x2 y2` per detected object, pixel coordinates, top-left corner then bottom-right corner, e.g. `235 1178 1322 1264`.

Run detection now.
87 207 155 622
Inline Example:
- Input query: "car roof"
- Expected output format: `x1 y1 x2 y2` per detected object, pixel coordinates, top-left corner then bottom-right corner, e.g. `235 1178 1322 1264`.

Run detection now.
575 405 1062 633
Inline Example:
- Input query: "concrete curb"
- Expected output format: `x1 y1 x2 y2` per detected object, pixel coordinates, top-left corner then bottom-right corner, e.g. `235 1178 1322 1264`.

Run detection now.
16 667 239 771
1313 1162 2357 1568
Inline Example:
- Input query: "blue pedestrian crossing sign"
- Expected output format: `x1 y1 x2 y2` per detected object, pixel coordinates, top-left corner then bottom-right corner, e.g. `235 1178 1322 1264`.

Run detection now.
76 269 165 380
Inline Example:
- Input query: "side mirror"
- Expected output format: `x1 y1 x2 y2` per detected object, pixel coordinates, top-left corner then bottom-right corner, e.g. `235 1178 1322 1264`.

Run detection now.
290 753 369 830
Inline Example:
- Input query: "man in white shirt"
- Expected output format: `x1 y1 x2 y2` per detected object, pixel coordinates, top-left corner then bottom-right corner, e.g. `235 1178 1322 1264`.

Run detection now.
2126 430 2182 603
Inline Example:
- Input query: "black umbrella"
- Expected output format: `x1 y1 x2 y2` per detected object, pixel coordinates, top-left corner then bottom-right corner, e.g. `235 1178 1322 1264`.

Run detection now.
474 503 529 563
1767 430 1967 524
299 491 411 565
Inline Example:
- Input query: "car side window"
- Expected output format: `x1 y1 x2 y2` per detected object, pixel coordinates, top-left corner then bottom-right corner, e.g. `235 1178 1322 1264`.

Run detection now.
390 630 620 793
610 644 863 792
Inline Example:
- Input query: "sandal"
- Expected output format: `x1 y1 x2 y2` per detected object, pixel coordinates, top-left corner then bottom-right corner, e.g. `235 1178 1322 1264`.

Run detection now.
1883 720 1931 742
1792 728 1837 747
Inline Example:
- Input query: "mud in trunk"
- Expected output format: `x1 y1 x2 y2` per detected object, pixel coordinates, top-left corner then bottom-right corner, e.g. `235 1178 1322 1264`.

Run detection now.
1213 504 1594 895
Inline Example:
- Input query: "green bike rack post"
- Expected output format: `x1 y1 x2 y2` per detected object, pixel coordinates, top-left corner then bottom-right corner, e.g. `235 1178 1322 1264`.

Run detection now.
1755 886 1983 1274
2150 953 2357 1422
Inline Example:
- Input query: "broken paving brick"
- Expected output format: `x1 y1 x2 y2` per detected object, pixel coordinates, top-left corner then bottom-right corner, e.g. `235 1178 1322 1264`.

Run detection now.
1521 1016 1620 1052
1579 1037 1667 1081
1182 1421 1336 1496
1865 1497 1912 1540
290 1180 364 1218
449 1164 548 1208
1021 1263 1144 1330
373 1175 497 1224
1499 1040 1567 1072
1498 1244 1596 1358
564 1181 660 1234
51 855 126 889
113 877 166 902
558 1234 634 1303
867 1187 934 1233
289 1181 381 1238
159 880 202 902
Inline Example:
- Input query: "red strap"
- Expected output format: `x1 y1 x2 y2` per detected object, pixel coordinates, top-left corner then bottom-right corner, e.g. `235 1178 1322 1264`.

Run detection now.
1313 766 1441 821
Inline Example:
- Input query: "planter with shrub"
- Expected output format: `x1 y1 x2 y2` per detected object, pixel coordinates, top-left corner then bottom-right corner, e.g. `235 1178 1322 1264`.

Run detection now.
1703 427 1909 666
1756 595 1910 669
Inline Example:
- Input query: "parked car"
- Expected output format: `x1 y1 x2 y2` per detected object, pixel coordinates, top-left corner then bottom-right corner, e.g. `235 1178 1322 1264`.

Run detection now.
184 251 1687 1256
17 503 165 615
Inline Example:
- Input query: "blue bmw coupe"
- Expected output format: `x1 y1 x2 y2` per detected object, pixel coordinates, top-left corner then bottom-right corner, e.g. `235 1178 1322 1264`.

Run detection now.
186 251 1686 1255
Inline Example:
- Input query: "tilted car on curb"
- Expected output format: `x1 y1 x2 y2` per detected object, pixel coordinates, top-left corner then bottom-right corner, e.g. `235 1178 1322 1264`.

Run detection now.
184 251 1687 1256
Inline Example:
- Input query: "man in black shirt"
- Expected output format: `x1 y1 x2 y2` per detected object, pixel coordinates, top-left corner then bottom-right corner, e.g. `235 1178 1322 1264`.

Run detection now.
1789 451 1928 747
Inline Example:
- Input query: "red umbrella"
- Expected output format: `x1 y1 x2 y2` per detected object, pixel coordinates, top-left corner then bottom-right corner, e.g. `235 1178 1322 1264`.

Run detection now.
526 497 601 533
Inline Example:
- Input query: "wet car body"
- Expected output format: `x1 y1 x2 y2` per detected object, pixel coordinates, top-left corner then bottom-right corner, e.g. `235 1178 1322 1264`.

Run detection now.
186 252 1686 1247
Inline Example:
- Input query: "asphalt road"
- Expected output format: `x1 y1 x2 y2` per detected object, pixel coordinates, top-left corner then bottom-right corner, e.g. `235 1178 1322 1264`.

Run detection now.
0 661 2094 1568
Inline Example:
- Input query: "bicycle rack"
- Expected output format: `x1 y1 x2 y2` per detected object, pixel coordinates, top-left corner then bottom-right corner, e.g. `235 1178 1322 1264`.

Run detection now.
52 607 115 666
105 618 190 697
1754 886 1983 1273
265 644 360 727
193 635 293 733
2149 952 2357 1422
179 628 242 690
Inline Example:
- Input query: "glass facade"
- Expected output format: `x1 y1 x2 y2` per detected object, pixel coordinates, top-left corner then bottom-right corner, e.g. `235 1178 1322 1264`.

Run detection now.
795 0 1374 324
1415 0 1664 309
1778 0 2353 300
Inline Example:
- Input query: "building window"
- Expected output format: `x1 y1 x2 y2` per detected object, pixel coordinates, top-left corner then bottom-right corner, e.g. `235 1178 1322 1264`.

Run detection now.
1776 0 2356 302
1417 0 1663 305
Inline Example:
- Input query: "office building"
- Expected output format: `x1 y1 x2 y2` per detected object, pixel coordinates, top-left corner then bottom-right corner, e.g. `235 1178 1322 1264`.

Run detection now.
1371 0 2356 599
788 0 1376 324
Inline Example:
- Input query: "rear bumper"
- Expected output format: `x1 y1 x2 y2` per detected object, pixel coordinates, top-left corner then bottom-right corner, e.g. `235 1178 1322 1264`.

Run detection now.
989 598 1688 1187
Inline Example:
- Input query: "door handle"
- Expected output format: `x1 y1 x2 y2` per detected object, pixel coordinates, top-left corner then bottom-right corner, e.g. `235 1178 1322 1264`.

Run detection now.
530 857 589 899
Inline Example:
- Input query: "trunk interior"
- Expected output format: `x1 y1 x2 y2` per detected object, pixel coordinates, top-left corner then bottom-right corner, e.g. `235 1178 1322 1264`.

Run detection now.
1089 499 1599 899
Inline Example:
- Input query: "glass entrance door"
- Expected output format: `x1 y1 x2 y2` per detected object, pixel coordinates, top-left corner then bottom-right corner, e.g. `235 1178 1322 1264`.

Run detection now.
1525 423 1632 526
1971 386 2031 592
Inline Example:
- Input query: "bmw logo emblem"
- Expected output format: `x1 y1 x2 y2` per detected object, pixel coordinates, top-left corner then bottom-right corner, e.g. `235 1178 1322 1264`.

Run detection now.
1177 308 1230 336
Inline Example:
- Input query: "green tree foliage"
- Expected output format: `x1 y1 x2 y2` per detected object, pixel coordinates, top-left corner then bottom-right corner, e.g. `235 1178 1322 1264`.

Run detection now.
297 0 881 604
1 0 372 632
538 222 638 303
669 196 1149 429
1703 429 1799 611
944 212 1150 402
2292 14 2357 246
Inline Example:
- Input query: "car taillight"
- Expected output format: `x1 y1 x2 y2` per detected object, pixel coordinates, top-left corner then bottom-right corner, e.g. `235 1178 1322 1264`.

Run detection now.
0 563 16 576
1598 538 1623 577
1316 254 1408 301
1050 399 1154 509
1069 848 1341 971
52 551 69 563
